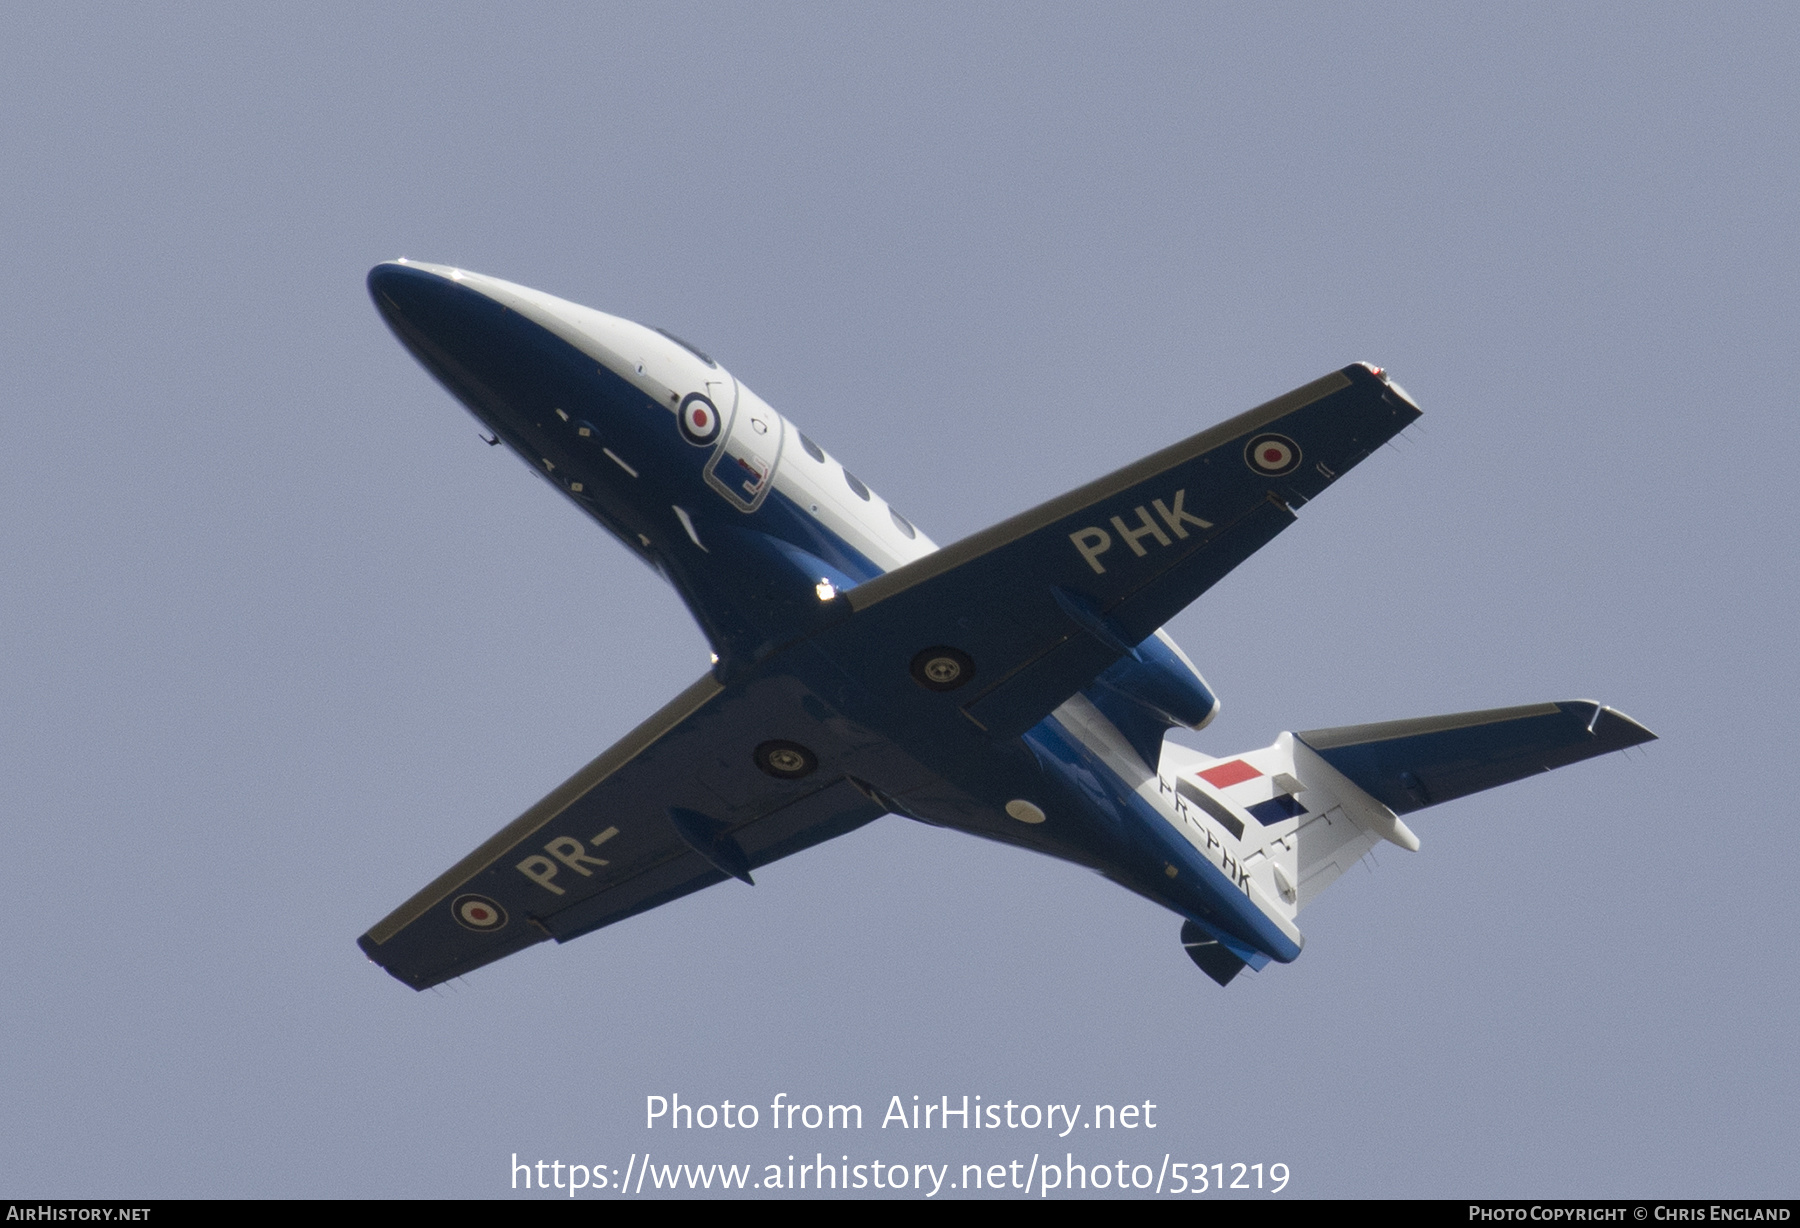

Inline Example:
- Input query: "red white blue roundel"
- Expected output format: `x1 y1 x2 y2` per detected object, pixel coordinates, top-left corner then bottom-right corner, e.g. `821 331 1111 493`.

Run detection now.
678 393 721 446
452 894 507 932
1245 432 1301 476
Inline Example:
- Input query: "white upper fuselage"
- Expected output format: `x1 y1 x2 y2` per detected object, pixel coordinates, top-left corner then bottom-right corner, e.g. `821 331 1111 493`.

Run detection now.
389 261 939 578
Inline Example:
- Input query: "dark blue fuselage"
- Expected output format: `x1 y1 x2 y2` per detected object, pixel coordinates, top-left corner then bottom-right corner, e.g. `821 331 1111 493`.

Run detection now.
370 262 1298 966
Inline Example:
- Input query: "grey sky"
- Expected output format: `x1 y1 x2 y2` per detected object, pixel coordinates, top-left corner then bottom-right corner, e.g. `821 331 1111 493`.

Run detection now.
2 4 1794 1197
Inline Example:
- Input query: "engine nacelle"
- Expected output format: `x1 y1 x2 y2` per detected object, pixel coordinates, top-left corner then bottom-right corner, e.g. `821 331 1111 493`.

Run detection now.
1083 631 1219 766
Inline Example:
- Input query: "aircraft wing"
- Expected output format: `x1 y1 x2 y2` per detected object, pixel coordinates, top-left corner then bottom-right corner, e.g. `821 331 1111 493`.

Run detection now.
1296 699 1657 815
357 673 889 989
826 364 1420 738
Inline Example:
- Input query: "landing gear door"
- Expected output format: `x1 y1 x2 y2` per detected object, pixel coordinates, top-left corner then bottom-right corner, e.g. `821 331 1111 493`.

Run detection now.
704 381 784 513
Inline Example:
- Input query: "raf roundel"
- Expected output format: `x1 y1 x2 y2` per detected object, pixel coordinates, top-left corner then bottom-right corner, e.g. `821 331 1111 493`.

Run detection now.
678 393 721 446
452 894 508 932
1245 432 1301 477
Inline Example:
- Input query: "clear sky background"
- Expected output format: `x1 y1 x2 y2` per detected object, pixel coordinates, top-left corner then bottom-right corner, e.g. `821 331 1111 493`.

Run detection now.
3 4 1794 1199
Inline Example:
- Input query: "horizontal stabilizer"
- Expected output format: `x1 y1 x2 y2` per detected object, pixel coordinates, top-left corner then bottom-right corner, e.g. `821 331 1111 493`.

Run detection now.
1158 698 1653 923
1295 701 1656 816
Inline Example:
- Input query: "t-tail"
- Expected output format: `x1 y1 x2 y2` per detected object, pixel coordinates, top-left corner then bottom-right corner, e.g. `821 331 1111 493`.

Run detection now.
1163 700 1655 986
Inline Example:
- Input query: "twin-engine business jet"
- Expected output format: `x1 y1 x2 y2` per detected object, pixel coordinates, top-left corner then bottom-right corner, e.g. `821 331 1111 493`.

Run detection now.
359 261 1654 990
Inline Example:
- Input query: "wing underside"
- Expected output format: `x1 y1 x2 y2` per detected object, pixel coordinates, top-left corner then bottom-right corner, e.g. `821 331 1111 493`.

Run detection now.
824 364 1421 739
357 673 891 989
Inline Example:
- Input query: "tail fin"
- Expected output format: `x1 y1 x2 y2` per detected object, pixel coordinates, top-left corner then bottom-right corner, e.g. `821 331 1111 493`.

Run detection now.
1163 700 1654 978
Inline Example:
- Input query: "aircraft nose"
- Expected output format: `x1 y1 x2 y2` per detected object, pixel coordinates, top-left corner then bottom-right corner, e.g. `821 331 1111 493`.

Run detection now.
368 260 721 455
367 259 543 407
367 259 444 311
368 261 484 357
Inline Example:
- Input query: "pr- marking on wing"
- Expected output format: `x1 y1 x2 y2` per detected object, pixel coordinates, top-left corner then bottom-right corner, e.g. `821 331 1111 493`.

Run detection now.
358 673 888 989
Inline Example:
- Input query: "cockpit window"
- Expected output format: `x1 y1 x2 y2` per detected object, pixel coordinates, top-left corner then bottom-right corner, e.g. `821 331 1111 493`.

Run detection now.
843 470 871 501
652 327 717 368
889 508 917 538
799 433 825 462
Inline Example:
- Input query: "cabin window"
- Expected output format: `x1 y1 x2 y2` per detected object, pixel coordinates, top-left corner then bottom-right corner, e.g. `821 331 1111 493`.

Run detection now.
843 470 871 501
799 433 825 463
889 508 916 538
652 327 716 368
